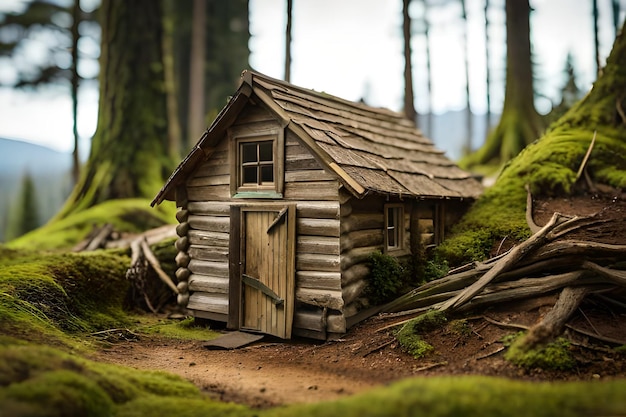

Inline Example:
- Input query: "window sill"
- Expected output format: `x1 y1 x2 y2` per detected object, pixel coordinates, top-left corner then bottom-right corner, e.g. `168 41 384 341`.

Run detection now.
233 191 283 199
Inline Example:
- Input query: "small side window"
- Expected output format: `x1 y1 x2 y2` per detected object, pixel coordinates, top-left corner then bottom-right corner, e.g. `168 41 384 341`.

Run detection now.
385 204 404 252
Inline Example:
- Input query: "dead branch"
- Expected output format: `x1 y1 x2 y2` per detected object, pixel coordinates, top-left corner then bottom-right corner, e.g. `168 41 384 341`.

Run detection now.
582 261 626 287
439 213 568 311
106 224 177 249
73 223 114 252
518 286 589 350
140 238 179 294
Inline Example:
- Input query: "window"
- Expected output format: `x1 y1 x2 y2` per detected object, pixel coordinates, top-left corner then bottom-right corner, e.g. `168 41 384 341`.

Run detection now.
240 141 274 186
385 204 404 252
229 127 284 198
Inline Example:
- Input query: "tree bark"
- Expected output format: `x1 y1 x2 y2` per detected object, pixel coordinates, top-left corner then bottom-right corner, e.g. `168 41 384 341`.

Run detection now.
403 0 417 124
57 0 172 218
284 0 292 82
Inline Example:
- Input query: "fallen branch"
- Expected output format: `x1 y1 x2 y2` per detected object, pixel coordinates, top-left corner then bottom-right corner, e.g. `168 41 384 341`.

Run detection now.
140 239 179 294
439 213 569 311
518 286 589 350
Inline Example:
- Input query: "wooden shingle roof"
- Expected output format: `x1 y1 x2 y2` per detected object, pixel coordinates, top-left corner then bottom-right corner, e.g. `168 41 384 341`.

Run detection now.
152 70 482 206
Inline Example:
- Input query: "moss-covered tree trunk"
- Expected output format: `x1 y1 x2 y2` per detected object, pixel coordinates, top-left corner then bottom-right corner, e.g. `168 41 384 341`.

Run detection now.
461 0 543 172
57 0 172 218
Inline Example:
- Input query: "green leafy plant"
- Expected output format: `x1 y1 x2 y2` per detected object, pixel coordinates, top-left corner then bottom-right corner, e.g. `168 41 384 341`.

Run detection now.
365 251 407 305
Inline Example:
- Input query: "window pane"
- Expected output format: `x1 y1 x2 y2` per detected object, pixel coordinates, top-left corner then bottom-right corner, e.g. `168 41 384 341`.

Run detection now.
260 165 273 183
387 208 395 227
259 142 273 161
243 166 257 184
242 143 257 163
387 228 396 247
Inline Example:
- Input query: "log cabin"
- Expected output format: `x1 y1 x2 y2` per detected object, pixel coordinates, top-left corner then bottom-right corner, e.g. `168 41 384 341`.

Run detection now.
152 70 483 340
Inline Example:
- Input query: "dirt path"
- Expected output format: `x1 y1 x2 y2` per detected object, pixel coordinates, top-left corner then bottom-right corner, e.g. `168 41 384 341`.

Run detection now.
95 337 379 408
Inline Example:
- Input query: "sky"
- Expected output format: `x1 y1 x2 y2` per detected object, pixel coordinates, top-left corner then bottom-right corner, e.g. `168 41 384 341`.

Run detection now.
0 0 622 154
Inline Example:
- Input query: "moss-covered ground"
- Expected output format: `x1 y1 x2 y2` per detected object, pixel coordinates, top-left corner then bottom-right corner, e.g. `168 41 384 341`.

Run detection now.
6 198 175 251
437 38 626 266
3 241 626 416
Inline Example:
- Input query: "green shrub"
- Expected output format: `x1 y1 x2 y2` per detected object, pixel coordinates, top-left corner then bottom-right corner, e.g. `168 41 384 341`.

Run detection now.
365 252 407 305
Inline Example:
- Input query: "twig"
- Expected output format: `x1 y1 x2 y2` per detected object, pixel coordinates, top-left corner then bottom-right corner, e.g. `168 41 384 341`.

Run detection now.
495 235 509 256
476 345 506 360
482 316 529 331
414 361 447 372
565 324 626 346
578 307 600 336
575 130 597 182
525 184 541 234
91 328 139 337
362 339 395 357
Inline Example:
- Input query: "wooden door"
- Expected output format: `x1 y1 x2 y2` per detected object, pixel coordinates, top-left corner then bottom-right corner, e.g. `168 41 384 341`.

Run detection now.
239 205 295 338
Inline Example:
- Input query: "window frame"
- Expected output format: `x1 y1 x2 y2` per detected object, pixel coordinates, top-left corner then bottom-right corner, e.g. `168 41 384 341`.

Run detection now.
384 203 405 253
229 127 284 199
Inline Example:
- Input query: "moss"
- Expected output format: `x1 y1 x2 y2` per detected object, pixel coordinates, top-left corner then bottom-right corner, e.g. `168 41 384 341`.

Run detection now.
440 27 626 267
132 316 221 341
266 376 626 417
396 311 447 358
0 370 114 417
0 247 130 347
0 340 250 417
504 333 576 371
448 319 472 337
7 199 175 251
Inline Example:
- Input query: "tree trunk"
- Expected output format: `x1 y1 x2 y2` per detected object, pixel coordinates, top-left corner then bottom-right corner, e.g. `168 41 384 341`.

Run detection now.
593 0 601 77
461 0 543 169
461 0 473 155
403 0 417 124
70 0 81 185
284 0 293 82
187 0 206 144
484 0 492 132
57 0 172 218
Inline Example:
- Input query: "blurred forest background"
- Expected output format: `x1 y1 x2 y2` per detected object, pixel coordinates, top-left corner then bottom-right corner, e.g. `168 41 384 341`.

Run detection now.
0 0 623 241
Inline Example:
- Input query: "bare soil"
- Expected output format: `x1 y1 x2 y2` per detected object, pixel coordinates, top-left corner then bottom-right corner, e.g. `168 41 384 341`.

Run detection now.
94 193 626 409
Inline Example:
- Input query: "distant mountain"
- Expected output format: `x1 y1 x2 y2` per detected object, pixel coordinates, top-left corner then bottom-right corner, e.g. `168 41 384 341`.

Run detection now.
418 110 499 161
0 138 73 242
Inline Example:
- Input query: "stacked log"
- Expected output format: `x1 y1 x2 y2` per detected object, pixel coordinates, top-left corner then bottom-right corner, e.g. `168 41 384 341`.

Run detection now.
174 209 191 308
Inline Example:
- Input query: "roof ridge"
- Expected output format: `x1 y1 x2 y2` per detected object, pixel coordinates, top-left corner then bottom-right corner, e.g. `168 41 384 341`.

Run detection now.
243 69 408 121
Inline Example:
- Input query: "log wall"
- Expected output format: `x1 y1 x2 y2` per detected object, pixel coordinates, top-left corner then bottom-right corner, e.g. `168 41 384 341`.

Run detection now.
180 104 345 339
